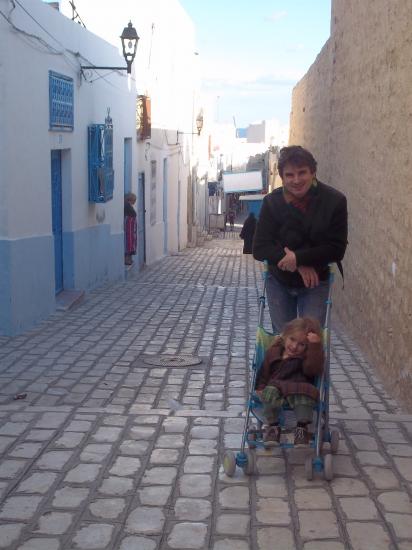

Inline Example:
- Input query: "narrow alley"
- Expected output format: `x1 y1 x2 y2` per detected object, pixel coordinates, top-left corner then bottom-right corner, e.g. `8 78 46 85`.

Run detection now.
0 235 411 550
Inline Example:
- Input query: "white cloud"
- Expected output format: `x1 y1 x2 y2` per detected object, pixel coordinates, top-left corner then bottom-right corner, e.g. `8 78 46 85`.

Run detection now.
201 70 303 95
265 11 287 23
285 43 306 53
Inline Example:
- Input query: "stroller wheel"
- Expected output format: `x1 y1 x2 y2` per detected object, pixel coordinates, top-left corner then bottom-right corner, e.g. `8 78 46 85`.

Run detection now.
242 449 255 476
330 429 339 454
305 454 313 481
223 450 236 477
324 453 334 481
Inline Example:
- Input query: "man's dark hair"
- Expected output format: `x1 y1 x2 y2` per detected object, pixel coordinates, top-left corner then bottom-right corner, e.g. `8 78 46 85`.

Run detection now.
277 145 317 177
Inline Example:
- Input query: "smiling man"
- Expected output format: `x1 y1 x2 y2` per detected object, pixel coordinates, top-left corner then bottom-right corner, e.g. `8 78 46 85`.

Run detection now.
253 145 348 332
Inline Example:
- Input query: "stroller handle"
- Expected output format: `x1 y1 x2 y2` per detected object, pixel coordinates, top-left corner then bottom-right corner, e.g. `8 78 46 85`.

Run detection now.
263 260 270 279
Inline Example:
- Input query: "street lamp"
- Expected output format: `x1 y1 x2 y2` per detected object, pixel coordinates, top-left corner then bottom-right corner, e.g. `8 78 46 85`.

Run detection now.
120 22 140 74
195 110 204 136
81 21 139 75
176 110 204 142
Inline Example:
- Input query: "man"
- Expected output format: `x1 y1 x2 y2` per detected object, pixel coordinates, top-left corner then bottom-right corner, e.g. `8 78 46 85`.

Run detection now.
253 145 348 332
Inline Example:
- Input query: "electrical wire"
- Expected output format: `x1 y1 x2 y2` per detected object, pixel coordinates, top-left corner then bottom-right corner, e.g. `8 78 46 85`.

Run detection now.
14 0 68 51
0 6 80 72
1 2 135 92
69 1 86 28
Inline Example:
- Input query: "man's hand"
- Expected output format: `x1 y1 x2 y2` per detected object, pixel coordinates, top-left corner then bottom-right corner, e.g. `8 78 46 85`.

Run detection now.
297 266 319 288
277 247 297 272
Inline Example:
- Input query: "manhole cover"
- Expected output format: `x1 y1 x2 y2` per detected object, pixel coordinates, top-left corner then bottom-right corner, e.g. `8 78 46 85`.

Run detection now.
142 354 202 367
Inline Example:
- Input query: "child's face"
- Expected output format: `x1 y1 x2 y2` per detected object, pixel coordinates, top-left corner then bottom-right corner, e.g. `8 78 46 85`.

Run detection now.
284 330 307 358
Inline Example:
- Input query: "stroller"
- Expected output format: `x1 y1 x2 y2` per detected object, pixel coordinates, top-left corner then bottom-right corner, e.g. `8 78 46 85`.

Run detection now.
223 261 339 481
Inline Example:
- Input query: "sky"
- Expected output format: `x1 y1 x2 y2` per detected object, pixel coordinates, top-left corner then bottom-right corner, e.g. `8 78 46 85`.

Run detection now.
179 0 331 128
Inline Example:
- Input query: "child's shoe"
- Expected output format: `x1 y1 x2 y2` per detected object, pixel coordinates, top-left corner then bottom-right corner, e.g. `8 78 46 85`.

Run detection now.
294 425 310 447
263 425 281 447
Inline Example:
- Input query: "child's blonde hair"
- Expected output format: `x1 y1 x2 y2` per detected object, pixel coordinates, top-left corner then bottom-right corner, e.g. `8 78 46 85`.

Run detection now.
125 192 136 203
281 317 322 339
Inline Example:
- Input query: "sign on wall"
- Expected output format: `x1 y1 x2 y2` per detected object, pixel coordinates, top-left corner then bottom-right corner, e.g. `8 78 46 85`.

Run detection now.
222 171 263 193
136 95 151 141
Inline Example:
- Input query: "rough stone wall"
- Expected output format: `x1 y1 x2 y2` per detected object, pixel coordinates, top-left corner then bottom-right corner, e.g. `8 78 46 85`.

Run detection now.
289 0 412 409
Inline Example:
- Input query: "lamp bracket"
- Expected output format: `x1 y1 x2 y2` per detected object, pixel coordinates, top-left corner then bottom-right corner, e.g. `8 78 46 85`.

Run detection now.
81 66 129 72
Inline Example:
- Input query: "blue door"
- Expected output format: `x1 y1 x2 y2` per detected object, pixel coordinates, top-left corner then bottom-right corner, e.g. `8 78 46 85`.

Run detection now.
137 172 146 270
163 158 168 254
51 150 63 293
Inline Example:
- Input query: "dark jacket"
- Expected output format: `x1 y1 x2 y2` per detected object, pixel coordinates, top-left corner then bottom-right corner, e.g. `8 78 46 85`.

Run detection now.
239 214 257 254
253 181 347 287
256 337 324 401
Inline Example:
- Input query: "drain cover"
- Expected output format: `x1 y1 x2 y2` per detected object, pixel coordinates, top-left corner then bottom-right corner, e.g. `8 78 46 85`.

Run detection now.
142 354 202 367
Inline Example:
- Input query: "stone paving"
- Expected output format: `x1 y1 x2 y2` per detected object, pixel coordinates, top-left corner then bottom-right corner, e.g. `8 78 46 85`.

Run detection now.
0 234 411 549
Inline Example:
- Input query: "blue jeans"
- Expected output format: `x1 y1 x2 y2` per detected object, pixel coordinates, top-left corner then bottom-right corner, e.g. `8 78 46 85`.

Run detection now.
266 273 329 333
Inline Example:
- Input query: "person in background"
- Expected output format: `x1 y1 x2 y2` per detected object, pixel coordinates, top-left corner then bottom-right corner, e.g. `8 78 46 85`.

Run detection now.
227 209 235 231
239 211 257 254
253 145 348 332
124 193 137 266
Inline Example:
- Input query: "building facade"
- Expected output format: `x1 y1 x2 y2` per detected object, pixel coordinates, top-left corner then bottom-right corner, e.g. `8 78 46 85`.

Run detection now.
0 0 137 334
61 0 204 255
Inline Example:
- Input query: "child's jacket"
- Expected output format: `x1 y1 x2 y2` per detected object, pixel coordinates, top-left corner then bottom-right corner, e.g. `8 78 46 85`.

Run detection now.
256 338 324 401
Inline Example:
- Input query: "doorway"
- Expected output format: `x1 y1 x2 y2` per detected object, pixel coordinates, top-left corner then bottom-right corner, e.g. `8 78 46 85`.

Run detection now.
51 150 63 294
163 158 168 254
137 172 146 269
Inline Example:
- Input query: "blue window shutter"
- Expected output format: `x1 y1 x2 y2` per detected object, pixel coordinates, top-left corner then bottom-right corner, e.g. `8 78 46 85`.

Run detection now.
49 71 74 131
88 124 104 202
88 119 114 203
104 119 114 201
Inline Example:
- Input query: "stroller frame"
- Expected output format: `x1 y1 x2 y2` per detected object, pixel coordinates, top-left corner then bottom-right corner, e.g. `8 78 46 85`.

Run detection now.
223 261 339 480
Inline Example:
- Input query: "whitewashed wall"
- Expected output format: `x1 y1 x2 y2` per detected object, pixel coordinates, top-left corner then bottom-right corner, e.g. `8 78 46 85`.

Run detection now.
0 0 136 334
61 0 201 262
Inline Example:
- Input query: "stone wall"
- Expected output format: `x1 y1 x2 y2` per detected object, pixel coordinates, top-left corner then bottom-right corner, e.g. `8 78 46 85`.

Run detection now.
289 0 412 409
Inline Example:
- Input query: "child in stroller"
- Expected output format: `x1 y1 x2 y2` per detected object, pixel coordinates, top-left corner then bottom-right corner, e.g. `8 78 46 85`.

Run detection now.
223 265 339 480
255 317 324 447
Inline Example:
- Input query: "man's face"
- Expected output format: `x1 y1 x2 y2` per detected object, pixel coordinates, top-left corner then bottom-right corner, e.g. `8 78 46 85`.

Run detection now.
281 163 315 199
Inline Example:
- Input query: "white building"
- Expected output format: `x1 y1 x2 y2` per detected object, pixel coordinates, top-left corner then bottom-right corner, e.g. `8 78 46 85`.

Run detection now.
0 0 205 335
246 119 288 147
0 0 132 335
60 0 204 254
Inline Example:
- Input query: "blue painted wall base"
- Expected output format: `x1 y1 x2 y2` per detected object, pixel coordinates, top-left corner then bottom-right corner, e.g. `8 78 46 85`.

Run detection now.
0 226 125 336
0 236 55 336
63 225 124 290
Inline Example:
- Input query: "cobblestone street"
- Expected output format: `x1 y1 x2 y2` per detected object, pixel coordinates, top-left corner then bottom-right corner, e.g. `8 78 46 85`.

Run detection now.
0 235 411 550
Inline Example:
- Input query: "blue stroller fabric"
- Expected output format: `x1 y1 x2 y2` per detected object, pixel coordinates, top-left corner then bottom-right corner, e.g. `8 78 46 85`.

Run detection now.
254 326 277 373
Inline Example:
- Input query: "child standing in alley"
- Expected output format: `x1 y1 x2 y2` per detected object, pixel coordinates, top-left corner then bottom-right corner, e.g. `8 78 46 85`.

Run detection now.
256 317 324 447
124 193 137 266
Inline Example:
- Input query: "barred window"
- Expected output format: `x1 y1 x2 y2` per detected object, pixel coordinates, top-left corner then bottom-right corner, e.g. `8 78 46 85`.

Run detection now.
88 115 114 203
49 71 74 130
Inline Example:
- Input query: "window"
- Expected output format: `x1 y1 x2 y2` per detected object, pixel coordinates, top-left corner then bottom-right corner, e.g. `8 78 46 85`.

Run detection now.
49 71 74 131
88 114 114 203
150 160 157 225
